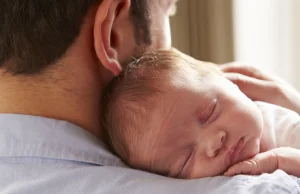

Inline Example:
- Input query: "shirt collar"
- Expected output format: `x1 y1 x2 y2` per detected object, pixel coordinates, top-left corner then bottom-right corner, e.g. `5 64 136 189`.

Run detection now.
0 114 124 166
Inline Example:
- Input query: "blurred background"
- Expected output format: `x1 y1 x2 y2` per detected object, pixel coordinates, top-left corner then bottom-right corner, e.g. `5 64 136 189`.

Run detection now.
170 0 300 90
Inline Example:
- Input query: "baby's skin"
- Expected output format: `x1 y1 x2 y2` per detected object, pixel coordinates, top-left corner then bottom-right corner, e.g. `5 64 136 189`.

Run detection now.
104 50 300 179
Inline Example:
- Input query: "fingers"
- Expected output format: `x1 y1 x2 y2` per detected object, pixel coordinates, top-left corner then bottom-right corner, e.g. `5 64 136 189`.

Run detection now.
224 72 275 101
224 160 258 176
224 151 278 176
220 63 274 81
220 63 300 113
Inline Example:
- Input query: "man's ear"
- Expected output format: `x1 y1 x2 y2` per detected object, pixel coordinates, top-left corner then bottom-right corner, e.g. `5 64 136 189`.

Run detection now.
94 0 131 76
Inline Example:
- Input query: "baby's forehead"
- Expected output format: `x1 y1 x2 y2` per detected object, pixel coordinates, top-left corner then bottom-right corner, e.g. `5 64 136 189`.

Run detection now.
164 58 218 78
160 67 207 94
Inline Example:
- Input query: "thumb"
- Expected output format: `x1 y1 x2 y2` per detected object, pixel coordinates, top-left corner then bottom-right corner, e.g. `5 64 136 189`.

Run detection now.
224 72 274 101
220 63 273 81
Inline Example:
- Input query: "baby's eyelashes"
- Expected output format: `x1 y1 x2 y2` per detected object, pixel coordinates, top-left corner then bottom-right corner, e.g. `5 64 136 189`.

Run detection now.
197 100 217 125
178 148 196 178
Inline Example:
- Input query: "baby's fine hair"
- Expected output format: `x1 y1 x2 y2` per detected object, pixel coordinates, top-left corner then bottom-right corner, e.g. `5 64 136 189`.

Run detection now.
102 49 217 169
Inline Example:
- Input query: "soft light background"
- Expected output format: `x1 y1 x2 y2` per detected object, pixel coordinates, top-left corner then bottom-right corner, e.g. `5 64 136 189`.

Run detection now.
170 0 300 91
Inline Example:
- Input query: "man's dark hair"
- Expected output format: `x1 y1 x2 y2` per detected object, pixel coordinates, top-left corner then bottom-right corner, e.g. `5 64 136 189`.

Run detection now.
0 0 150 75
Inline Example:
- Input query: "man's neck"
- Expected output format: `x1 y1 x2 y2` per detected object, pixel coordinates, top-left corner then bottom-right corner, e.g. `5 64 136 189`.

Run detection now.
0 66 105 140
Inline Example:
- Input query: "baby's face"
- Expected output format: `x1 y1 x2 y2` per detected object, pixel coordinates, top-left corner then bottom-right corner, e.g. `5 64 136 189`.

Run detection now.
138 65 264 179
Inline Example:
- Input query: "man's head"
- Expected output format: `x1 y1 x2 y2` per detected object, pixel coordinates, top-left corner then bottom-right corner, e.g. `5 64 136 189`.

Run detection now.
0 0 178 139
0 0 176 76
103 49 264 179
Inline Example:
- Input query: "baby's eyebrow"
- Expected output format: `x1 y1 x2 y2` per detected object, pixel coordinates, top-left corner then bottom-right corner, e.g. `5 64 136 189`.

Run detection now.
179 147 197 178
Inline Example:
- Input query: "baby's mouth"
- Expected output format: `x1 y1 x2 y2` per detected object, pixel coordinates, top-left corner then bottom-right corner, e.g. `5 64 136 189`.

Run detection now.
227 137 245 166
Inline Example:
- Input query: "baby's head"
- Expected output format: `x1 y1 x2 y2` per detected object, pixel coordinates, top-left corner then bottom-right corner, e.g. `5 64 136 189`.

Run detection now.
102 50 264 179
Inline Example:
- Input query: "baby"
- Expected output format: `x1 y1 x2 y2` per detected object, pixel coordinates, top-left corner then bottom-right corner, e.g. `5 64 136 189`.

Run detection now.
102 49 300 179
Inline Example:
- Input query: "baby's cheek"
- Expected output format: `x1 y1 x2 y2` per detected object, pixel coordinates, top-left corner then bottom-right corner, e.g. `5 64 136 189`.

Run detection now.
238 138 260 163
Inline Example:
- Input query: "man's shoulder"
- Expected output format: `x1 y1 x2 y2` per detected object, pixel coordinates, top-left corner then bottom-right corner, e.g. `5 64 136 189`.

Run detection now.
0 114 298 194
1 160 298 194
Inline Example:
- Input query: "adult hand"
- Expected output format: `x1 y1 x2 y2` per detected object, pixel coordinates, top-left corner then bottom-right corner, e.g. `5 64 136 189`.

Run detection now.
220 63 300 114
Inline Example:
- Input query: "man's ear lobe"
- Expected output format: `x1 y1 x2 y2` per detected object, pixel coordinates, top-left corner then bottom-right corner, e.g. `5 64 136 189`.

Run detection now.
94 0 126 76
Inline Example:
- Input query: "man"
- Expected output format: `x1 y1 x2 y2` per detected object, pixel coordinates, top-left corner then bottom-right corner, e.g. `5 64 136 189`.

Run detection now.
0 0 299 193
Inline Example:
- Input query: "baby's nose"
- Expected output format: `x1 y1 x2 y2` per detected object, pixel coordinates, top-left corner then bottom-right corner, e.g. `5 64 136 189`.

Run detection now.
206 131 226 158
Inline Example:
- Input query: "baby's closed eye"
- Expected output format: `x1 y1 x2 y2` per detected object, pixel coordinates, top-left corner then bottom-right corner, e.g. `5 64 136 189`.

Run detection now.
177 147 196 178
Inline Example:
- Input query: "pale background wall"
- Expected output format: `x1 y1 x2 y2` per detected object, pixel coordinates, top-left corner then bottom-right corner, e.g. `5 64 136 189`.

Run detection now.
170 0 300 90
233 0 300 90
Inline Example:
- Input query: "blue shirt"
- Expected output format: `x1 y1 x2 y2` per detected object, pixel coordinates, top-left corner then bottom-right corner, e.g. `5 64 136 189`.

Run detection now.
0 114 299 194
